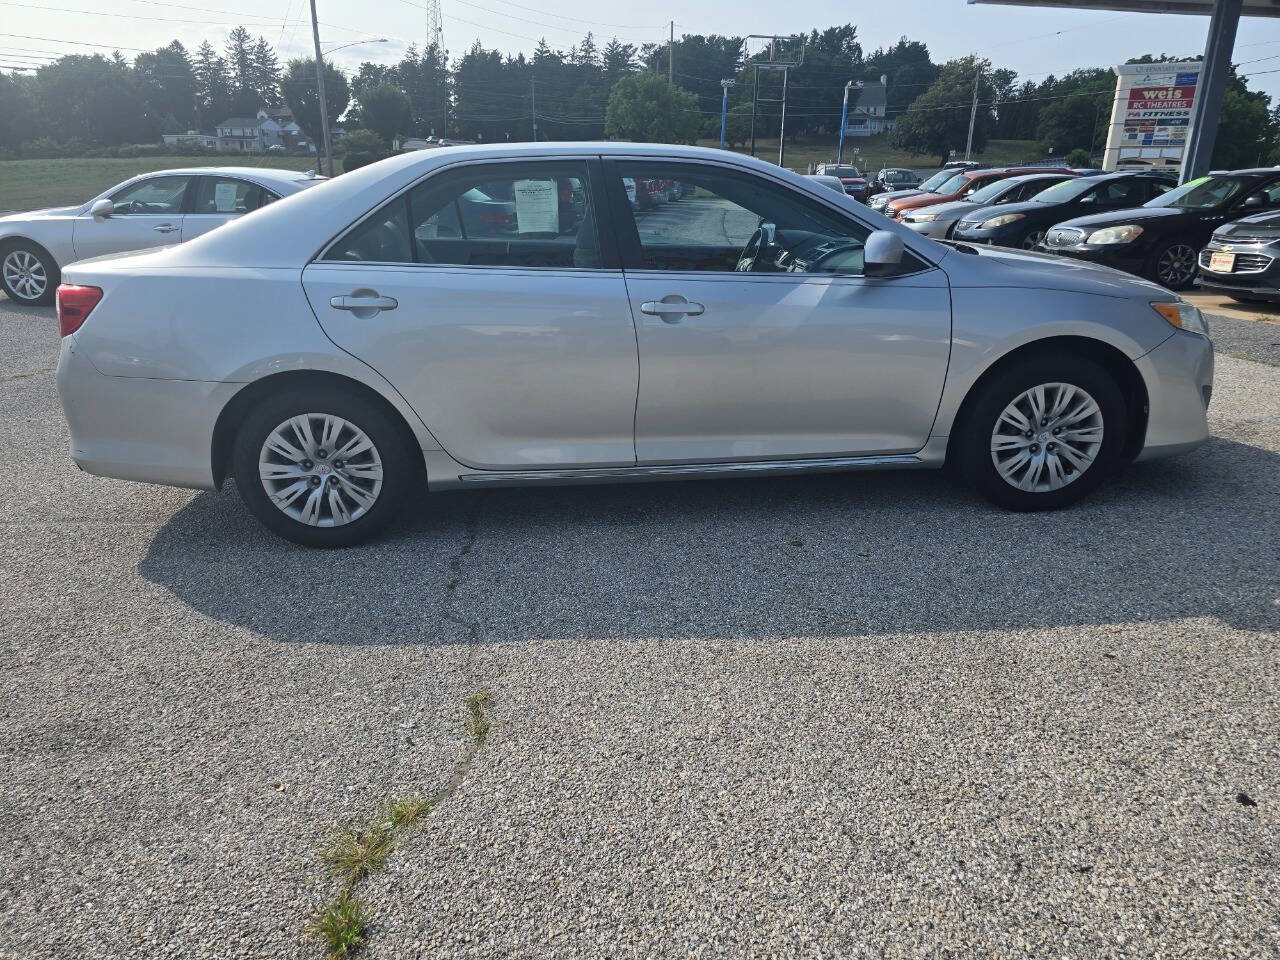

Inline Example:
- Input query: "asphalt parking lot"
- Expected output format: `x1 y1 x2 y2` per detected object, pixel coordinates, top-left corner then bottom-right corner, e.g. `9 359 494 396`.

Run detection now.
2 296 1278 959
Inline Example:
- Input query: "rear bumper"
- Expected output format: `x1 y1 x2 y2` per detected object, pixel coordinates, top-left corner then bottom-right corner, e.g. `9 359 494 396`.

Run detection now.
1133 329 1214 462
56 336 232 490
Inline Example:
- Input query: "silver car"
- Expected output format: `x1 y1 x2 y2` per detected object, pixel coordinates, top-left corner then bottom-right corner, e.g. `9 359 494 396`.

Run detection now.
0 166 323 305
900 172 1075 239
55 143 1213 547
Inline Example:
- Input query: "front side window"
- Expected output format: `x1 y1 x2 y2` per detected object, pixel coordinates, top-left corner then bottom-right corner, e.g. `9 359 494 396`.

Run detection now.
108 176 191 215
613 162 873 275
324 160 598 269
1146 175 1248 210
192 177 271 214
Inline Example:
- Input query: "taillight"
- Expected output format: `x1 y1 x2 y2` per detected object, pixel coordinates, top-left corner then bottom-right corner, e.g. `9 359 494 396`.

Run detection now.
57 284 103 337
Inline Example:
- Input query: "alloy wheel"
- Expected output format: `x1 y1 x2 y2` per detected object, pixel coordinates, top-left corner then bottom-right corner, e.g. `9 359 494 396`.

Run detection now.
2 249 47 301
990 382 1104 493
1155 243 1197 287
1022 229 1046 250
258 413 384 527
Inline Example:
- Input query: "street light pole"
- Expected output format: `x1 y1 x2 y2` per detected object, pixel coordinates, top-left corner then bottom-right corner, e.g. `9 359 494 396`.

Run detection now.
837 80 852 165
964 64 980 162
719 79 735 150
308 0 333 177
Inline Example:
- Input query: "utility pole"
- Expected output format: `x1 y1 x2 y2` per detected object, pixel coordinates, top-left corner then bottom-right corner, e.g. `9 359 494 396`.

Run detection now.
308 0 333 177
530 75 537 141
964 63 980 162
777 67 789 167
837 80 853 165
719 78 735 149
668 21 674 86
748 66 759 157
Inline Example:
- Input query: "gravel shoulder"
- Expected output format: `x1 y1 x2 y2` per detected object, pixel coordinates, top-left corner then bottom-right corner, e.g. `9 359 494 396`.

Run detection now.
1 301 1277 958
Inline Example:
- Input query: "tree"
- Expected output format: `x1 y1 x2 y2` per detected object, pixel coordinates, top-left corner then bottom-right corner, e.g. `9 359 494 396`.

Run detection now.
864 38 939 124
251 37 281 106
193 41 233 128
281 57 350 145
890 56 992 165
224 25 258 114
133 41 197 132
35 55 157 146
0 72 41 153
1213 79 1275 169
358 84 412 142
604 73 700 143
601 38 637 82
337 128 389 170
1034 68 1112 155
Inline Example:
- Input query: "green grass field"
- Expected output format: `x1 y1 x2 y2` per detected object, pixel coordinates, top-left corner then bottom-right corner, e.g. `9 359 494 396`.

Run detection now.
0 155 318 211
0 137 1046 211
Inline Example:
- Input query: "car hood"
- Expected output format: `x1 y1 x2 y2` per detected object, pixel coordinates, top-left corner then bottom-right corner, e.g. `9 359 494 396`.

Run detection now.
1215 209 1280 240
1052 205 1188 231
874 188 924 204
0 205 81 221
942 240 1170 298
890 191 958 212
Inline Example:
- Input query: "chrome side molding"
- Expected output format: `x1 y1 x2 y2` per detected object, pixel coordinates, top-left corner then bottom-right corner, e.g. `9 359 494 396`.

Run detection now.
457 454 924 486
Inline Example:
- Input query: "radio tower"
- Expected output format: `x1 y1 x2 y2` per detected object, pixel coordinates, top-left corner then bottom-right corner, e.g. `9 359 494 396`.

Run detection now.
425 0 443 51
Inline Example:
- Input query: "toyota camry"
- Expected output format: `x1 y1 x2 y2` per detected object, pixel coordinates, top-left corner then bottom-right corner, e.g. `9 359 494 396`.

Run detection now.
55 143 1214 546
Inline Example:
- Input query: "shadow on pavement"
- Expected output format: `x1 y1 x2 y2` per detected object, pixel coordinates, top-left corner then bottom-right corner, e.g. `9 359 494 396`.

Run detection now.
138 436 1280 646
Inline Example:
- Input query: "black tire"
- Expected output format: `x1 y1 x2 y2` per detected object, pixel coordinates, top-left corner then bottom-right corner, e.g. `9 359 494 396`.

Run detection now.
1145 237 1198 290
0 241 59 306
956 354 1128 512
231 386 418 547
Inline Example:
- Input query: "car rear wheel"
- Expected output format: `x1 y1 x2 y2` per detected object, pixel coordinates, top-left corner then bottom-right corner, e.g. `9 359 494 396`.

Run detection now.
1148 238 1198 290
957 355 1127 511
1 242 58 306
232 386 417 547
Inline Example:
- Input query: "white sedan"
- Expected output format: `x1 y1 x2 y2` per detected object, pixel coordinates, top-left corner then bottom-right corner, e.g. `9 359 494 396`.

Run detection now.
0 166 323 305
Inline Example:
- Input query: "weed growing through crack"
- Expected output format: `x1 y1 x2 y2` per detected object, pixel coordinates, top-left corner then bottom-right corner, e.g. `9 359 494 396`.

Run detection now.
322 825 394 886
383 796 434 829
466 689 492 745
307 890 369 959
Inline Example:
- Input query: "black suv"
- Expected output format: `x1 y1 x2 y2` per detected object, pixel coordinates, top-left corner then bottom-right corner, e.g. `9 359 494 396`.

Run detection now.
1038 167 1280 289
952 171 1174 250
1197 209 1280 304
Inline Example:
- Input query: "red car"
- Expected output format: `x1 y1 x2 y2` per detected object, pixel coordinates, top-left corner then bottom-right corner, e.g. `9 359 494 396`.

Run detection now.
815 163 871 203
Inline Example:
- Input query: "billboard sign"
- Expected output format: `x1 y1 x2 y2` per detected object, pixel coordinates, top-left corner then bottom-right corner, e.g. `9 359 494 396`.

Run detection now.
1101 62 1202 172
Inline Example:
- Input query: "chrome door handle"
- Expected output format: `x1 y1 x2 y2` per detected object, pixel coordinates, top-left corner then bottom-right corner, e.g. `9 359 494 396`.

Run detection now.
153 224 178 233
640 297 705 321
329 294 399 312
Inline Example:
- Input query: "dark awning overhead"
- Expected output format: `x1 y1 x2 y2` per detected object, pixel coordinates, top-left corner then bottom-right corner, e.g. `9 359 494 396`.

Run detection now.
967 0 1280 15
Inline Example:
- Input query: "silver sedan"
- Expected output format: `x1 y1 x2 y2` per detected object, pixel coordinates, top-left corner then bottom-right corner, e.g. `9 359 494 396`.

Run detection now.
1 166 323 305
55 143 1214 546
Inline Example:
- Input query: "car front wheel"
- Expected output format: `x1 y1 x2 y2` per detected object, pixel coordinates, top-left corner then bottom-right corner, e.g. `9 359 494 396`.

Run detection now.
1 242 58 305
232 386 417 547
957 355 1127 511
1148 238 1198 290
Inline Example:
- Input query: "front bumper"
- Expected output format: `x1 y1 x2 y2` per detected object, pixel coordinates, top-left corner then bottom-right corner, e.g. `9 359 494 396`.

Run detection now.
1133 329 1214 462
56 335 235 490
953 222 1025 246
1196 243 1280 301
1033 242 1147 276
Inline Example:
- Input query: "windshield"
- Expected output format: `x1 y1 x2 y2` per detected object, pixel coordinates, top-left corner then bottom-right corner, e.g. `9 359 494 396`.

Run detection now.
935 173 970 195
917 170 953 192
1145 174 1246 210
1031 177 1096 204
966 178 1022 204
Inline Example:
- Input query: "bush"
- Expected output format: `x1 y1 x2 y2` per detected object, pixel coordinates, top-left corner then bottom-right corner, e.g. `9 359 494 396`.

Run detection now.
1066 147 1093 167
336 129 390 171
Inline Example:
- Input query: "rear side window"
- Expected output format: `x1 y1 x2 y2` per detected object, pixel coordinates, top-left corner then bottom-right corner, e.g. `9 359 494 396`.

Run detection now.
192 177 269 214
323 160 599 269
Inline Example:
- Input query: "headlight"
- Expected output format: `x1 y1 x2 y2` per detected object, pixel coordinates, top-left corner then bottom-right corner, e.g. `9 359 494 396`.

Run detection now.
1086 224 1144 245
979 212 1025 229
1151 300 1209 337
908 213 938 223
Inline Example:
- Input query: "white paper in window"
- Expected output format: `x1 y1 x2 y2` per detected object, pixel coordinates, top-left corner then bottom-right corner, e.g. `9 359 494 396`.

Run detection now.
513 179 558 234
213 181 240 213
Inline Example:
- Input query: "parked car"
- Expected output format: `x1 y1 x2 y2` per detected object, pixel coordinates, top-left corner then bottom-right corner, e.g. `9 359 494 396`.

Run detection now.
1038 167 1280 289
942 160 985 171
885 166 1076 220
806 174 848 195
55 143 1213 547
0 167 323 305
953 171 1176 250
872 168 921 194
900 172 1077 240
868 168 958 213
1196 209 1280 303
814 164 871 202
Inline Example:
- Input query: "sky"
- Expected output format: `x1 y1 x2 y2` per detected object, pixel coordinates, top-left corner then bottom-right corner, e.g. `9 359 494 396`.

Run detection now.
3 0 1280 102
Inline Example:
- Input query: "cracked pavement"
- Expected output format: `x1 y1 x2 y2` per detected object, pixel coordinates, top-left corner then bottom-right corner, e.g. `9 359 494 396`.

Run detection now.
1 298 1277 958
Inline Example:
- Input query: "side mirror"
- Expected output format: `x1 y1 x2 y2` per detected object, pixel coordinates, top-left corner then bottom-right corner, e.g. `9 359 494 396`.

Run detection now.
90 198 114 220
864 230 905 277
1242 194 1264 209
